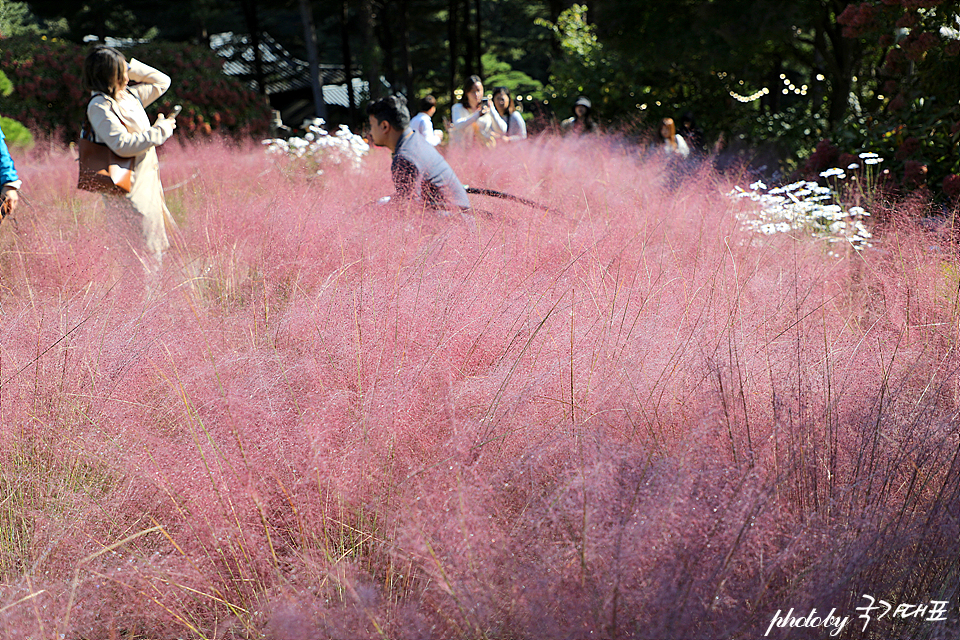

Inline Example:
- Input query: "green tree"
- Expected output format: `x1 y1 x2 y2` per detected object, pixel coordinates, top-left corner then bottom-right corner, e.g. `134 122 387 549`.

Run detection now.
537 4 634 123
1 0 66 37
22 0 153 41
480 52 542 98
831 0 960 195
0 70 33 149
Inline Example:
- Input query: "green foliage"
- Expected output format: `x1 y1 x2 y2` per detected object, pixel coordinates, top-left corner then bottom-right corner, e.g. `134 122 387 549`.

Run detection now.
745 103 831 173
0 115 33 150
828 95 960 197
480 52 544 99
0 35 272 142
0 70 33 149
19 0 153 42
0 0 67 37
827 0 960 197
481 0 552 84
536 4 634 122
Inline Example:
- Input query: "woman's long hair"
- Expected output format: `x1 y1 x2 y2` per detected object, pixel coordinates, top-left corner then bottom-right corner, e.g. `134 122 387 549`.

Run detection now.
660 118 678 149
82 46 127 99
492 86 513 117
459 75 482 107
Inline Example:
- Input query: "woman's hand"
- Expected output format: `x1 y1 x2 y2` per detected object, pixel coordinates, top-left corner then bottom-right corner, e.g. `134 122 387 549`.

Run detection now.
154 113 177 139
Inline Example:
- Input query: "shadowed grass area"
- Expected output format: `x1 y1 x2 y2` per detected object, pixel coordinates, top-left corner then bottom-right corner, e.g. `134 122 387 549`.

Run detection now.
0 135 958 639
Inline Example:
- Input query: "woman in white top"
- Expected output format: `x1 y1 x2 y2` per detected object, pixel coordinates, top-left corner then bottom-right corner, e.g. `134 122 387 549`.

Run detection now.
492 87 527 141
657 117 690 158
449 75 506 147
83 45 177 279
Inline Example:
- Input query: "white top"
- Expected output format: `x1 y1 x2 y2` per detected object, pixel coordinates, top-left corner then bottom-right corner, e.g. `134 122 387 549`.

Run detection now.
506 111 527 140
450 102 506 147
410 112 441 146
664 135 690 158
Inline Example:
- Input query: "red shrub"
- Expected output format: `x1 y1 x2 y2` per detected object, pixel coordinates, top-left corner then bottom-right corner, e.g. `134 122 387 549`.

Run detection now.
0 35 270 143
943 173 960 199
903 159 928 187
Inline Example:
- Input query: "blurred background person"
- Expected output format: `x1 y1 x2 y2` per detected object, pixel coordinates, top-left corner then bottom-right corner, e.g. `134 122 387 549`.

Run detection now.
83 45 177 284
0 126 21 218
410 95 442 146
560 95 597 134
449 75 506 147
678 112 705 155
656 117 690 158
492 87 527 142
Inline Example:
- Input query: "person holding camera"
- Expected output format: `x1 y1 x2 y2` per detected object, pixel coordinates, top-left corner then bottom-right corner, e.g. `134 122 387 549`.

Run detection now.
449 75 506 148
0 126 21 219
367 95 471 213
82 45 177 281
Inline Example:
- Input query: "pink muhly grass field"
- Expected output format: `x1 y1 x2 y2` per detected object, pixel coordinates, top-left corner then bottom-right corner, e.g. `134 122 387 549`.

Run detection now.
0 134 958 639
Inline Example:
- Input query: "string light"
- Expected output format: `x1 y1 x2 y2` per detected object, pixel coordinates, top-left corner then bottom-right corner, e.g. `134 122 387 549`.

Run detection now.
720 69 821 103
729 87 769 103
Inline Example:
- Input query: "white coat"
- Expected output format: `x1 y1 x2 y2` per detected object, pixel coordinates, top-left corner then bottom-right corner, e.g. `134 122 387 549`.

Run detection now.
86 58 175 256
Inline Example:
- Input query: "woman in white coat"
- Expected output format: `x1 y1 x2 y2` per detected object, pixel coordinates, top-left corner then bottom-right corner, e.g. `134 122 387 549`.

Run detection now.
82 45 177 279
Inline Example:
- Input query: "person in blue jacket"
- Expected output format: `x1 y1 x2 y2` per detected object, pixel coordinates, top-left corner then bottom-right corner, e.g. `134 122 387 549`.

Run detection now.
0 126 21 217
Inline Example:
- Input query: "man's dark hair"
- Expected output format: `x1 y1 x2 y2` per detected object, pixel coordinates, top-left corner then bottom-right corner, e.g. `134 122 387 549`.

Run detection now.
419 95 437 113
367 95 410 130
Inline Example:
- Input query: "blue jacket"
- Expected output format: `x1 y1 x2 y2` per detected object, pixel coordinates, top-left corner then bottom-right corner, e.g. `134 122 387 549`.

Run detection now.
0 126 20 186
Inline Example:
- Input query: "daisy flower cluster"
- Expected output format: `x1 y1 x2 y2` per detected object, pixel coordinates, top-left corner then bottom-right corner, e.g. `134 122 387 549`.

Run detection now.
729 174 874 254
728 151 884 254
262 120 369 173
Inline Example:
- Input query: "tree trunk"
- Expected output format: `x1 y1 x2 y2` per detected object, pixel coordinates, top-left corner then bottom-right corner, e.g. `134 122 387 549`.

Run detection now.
360 0 383 101
448 0 459 102
398 0 414 99
299 0 326 120
815 0 860 128
341 0 356 128
474 0 482 79
463 0 475 78
239 0 266 95
377 5 395 92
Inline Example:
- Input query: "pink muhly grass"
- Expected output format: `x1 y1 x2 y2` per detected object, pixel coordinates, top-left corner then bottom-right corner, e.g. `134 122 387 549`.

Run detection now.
0 132 957 638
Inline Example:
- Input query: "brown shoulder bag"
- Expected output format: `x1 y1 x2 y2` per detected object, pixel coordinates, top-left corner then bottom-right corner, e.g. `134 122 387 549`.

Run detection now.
78 114 133 195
